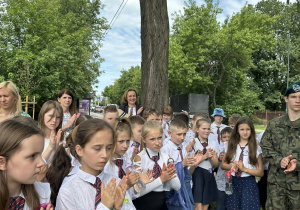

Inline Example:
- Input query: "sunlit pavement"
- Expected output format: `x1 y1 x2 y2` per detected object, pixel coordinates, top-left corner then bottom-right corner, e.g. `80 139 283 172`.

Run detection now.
89 112 103 119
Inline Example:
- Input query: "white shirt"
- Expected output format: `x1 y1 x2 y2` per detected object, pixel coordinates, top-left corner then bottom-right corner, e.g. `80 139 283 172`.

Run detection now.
43 138 55 165
20 182 51 210
225 144 262 177
56 167 135 210
210 122 227 136
62 113 72 135
193 137 218 170
133 148 181 198
162 120 170 141
104 155 135 199
104 156 131 177
184 129 194 145
124 140 141 163
161 141 187 165
215 141 228 192
128 107 136 116
257 131 269 170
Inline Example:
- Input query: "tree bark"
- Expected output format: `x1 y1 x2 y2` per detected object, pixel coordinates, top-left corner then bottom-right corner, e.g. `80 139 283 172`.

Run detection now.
140 0 169 112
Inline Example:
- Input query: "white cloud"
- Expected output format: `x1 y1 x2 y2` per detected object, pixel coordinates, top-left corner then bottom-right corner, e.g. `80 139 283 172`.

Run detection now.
95 0 297 95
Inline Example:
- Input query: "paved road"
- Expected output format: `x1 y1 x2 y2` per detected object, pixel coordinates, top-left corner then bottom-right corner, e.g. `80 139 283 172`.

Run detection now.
90 112 103 119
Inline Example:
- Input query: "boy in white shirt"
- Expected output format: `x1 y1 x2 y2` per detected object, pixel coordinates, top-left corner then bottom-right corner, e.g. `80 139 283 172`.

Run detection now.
162 119 203 210
215 127 233 210
162 106 173 140
126 115 145 162
211 108 227 150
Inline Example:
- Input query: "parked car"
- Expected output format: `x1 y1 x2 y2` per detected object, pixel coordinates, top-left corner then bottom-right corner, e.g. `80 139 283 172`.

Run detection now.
94 106 103 113
91 105 96 112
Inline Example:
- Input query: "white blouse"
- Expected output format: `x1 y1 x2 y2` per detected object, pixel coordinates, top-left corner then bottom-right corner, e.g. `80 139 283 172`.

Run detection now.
193 137 218 170
161 140 187 165
225 143 262 177
184 129 195 146
133 148 181 198
42 138 55 165
20 182 51 210
56 167 136 210
124 140 141 163
104 155 132 177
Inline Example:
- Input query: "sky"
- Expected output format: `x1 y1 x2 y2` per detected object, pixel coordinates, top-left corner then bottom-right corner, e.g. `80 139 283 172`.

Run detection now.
95 0 295 96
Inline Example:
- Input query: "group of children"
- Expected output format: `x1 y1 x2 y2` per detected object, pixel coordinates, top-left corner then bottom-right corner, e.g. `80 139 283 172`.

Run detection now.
0 96 265 210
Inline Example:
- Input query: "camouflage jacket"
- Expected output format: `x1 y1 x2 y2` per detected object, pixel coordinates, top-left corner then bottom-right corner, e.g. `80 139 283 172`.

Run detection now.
261 113 300 190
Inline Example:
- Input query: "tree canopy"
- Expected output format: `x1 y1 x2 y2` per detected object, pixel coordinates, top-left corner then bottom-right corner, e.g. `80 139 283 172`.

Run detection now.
102 66 141 105
0 0 108 108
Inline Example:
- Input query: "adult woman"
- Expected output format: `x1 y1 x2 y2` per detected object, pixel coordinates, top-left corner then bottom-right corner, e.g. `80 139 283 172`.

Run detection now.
119 89 143 116
57 89 80 134
0 81 30 122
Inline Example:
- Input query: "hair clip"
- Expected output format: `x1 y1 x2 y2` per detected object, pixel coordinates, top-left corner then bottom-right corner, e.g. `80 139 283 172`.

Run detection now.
181 110 189 117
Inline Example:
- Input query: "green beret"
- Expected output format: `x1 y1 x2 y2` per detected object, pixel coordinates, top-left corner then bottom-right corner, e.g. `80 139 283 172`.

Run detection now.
284 82 300 96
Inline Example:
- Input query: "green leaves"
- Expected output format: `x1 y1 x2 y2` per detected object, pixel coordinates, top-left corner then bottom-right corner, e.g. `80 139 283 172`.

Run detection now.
102 66 142 105
0 0 107 108
168 0 275 116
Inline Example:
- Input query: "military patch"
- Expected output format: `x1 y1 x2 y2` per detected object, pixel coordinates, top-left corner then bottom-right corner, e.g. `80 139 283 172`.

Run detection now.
293 84 300 92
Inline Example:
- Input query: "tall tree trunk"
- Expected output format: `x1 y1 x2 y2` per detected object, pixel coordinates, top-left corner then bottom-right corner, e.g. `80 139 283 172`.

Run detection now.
140 0 169 112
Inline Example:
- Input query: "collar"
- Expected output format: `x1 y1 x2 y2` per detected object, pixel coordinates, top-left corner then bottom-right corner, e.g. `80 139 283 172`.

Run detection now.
168 140 182 150
76 167 104 185
196 137 208 144
113 155 125 160
280 113 300 128
212 122 225 127
146 148 159 157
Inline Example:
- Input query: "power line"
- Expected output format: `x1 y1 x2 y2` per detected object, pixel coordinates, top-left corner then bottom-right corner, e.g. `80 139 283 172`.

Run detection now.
103 0 128 38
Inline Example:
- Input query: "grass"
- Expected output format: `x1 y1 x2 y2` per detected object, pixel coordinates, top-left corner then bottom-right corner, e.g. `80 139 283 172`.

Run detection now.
255 124 266 134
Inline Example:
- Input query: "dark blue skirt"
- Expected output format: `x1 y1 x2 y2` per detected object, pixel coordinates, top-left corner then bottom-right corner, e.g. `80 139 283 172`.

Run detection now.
225 176 260 210
192 167 218 204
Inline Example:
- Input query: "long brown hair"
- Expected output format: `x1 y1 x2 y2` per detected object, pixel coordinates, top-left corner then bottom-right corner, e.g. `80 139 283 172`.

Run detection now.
0 119 43 209
38 100 63 141
225 117 258 166
57 89 77 115
46 119 114 206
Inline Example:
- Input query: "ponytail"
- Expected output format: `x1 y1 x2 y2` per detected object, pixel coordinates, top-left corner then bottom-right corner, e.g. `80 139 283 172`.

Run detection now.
46 127 78 206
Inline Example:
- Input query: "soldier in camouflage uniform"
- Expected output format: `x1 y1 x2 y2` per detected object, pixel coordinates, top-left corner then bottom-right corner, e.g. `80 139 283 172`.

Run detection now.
261 82 300 210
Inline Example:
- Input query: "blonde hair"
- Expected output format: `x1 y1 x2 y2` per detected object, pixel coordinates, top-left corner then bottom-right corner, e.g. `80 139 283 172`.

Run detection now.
194 118 211 138
38 101 63 141
141 120 163 150
0 119 44 209
121 89 138 106
0 81 22 116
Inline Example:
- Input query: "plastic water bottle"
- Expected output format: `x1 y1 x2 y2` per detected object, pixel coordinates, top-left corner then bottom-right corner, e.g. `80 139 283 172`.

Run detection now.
125 164 146 193
225 171 233 195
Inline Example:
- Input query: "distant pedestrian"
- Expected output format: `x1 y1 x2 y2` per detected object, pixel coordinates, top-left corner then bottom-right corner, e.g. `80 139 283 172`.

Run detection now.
119 89 144 116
